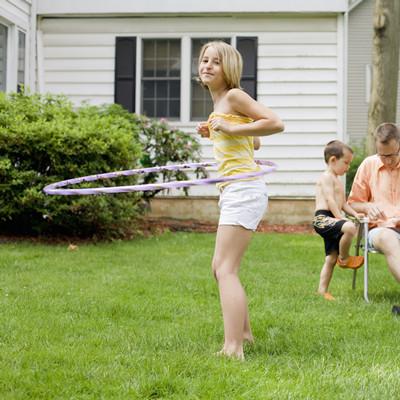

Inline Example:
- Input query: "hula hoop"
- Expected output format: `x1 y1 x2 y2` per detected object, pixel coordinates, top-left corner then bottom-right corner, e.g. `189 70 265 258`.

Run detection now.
43 160 277 196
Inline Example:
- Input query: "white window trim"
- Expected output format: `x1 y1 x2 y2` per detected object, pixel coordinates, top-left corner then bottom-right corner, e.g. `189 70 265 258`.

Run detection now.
135 33 237 125
0 16 29 93
17 29 27 90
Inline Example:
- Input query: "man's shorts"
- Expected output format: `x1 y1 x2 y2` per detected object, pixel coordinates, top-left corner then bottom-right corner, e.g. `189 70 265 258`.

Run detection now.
313 209 346 256
368 227 400 251
218 178 268 231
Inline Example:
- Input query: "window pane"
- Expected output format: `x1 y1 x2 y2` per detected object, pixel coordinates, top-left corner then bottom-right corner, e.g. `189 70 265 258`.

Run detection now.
142 39 181 119
0 24 7 92
169 40 180 58
17 31 26 92
155 58 168 77
143 40 155 58
143 81 155 99
156 99 167 118
143 100 154 117
169 80 180 98
156 40 167 58
156 81 167 98
143 58 155 77
169 58 180 77
169 100 180 118
190 38 230 120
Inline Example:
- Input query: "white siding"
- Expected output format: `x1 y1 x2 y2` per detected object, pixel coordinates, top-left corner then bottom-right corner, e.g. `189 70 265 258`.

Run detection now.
37 0 348 15
0 0 31 28
39 15 342 198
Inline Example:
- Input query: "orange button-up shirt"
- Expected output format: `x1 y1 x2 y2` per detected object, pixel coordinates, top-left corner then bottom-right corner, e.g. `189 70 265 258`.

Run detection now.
348 155 400 227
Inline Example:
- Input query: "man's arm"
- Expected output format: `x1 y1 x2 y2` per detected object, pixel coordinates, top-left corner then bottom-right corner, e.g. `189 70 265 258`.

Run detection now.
348 158 386 220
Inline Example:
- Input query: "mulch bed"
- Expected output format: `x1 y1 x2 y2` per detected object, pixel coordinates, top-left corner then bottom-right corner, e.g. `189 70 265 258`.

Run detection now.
0 219 314 244
142 218 314 234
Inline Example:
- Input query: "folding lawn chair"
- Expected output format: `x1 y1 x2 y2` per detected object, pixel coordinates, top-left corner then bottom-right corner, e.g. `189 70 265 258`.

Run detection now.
352 218 382 303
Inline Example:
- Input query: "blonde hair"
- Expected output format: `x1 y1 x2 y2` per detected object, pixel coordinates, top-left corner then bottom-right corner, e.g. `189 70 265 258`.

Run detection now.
198 41 242 89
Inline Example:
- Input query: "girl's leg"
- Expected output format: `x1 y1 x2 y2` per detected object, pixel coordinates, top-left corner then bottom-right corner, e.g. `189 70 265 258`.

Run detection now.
212 224 253 359
243 303 253 343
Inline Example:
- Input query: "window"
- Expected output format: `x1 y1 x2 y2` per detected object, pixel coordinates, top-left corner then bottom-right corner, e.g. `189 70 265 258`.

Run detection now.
0 23 7 92
17 31 25 92
191 38 230 120
115 36 257 122
142 39 181 119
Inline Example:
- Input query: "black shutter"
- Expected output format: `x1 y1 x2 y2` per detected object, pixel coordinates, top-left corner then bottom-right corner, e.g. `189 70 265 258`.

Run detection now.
114 37 136 112
236 37 258 99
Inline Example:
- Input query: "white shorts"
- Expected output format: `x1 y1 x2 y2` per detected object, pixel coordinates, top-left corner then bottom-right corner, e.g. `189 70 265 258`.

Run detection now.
218 179 268 231
368 227 400 251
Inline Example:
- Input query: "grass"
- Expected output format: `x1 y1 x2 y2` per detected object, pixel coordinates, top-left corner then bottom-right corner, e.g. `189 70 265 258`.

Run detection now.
0 231 399 399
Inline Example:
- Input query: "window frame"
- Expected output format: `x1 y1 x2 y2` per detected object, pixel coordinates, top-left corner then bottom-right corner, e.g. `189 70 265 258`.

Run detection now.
0 15 28 93
17 29 26 92
0 21 8 92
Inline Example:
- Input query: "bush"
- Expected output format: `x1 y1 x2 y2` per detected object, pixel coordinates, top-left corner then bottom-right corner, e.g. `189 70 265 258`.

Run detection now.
0 92 143 238
97 106 207 203
346 141 366 195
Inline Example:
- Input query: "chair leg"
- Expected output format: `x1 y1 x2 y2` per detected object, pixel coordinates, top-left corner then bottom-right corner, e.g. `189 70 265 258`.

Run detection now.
352 220 363 291
352 269 357 290
363 220 369 303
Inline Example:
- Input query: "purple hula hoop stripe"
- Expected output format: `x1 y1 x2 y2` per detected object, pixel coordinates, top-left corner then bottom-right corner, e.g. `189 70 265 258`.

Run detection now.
43 160 277 196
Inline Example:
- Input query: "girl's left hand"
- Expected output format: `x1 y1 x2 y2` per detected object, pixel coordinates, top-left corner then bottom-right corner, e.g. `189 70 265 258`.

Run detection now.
209 117 232 133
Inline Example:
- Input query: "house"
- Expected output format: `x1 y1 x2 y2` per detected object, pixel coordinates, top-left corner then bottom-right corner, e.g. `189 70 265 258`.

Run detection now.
1 0 398 224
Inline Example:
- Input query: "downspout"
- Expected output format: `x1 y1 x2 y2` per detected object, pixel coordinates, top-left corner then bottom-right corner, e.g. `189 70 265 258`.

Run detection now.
36 18 44 94
343 6 349 144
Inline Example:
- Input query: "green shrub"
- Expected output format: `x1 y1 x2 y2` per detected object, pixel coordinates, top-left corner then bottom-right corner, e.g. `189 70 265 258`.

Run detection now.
0 92 143 238
97 106 207 203
346 141 366 195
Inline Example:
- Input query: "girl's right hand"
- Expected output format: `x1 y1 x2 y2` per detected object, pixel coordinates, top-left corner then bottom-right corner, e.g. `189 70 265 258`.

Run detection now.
196 122 210 138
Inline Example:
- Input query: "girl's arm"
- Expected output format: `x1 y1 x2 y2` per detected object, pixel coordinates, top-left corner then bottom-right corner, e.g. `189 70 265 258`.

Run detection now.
209 88 284 137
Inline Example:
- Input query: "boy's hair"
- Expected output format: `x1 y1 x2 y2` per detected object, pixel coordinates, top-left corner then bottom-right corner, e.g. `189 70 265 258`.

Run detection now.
198 41 242 89
374 122 400 144
324 140 353 163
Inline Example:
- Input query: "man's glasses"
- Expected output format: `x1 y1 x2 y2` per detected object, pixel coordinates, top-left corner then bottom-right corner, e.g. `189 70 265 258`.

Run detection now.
378 145 400 160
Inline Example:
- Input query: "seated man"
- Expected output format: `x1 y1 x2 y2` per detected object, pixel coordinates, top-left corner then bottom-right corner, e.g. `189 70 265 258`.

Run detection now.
348 122 400 311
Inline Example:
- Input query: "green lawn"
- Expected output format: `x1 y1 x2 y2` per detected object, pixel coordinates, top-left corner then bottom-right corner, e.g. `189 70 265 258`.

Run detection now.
1 232 399 399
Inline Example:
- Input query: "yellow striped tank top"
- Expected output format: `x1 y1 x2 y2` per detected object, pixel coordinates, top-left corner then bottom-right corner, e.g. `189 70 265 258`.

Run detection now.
208 112 260 189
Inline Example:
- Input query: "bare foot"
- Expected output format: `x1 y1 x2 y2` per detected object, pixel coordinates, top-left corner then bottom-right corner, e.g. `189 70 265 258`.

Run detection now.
317 291 336 301
215 346 244 361
243 332 254 344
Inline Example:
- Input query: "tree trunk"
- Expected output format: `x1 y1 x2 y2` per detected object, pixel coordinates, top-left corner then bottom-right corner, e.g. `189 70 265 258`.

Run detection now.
367 0 400 155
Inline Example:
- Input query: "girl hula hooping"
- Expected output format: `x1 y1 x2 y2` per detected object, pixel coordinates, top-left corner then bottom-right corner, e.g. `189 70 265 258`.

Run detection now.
196 41 284 360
